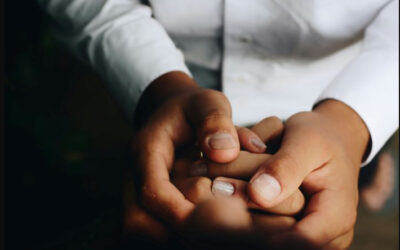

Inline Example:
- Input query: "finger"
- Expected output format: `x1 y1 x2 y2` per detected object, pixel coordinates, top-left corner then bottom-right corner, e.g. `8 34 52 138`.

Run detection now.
182 197 254 250
323 230 354 250
251 116 284 153
236 126 267 153
123 171 168 241
211 177 305 216
185 197 252 233
251 213 296 233
292 184 357 247
171 157 200 179
248 119 330 208
124 203 168 241
184 90 240 163
263 223 354 250
207 151 271 179
173 177 213 204
136 128 194 224
263 189 305 216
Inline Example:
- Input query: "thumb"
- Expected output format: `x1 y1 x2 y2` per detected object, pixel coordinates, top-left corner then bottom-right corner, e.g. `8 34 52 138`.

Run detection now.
248 124 329 208
184 89 239 163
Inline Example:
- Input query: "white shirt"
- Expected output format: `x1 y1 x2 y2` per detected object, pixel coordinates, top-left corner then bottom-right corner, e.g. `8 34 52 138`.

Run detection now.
38 0 399 164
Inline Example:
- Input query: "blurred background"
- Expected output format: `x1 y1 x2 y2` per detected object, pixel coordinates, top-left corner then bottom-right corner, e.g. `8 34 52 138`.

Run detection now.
4 1 399 249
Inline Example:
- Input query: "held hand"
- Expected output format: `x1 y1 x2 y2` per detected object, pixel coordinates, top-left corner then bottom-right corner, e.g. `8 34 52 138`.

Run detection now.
172 116 304 216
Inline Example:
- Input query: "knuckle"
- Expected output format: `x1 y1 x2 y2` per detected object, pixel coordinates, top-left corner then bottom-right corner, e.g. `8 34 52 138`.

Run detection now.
141 185 157 209
203 89 228 101
191 177 212 200
342 209 357 231
324 230 354 250
291 226 322 249
264 116 284 129
269 154 301 177
289 191 305 214
344 230 355 249
193 89 229 106
280 216 297 229
208 163 229 178
237 126 250 136
203 112 229 124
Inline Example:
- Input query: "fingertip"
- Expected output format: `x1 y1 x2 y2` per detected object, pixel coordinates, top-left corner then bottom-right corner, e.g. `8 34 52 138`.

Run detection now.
212 179 235 197
237 127 267 153
201 132 240 163
206 132 237 150
249 137 267 152
248 173 282 208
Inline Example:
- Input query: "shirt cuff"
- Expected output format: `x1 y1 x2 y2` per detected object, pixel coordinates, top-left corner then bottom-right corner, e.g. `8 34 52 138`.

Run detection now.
86 12 192 123
315 47 398 166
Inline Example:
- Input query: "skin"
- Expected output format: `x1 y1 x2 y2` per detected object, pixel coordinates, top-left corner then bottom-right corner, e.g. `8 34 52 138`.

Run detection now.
123 169 304 247
124 117 304 246
205 100 370 249
129 70 370 249
172 116 305 216
131 71 241 226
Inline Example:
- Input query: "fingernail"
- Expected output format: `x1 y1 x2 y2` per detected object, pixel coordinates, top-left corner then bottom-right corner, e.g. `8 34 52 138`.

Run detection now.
250 173 281 202
250 137 267 151
190 162 208 176
212 180 235 197
207 133 236 150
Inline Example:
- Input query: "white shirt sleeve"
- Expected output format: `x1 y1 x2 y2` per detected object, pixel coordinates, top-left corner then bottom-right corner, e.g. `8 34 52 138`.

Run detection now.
37 0 191 122
315 0 399 165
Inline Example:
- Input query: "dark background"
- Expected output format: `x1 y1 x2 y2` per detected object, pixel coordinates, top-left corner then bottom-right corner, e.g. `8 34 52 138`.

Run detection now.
4 1 399 249
5 1 134 249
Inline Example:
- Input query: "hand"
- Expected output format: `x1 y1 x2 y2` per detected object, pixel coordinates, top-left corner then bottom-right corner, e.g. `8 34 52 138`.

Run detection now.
122 165 300 248
123 117 301 245
172 156 305 217
208 100 370 249
172 164 303 250
172 116 305 216
168 117 305 249
130 71 268 227
181 197 298 250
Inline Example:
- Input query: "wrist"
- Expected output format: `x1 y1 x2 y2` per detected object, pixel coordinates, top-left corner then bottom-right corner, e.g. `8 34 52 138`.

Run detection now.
144 71 199 106
134 71 199 129
313 99 371 164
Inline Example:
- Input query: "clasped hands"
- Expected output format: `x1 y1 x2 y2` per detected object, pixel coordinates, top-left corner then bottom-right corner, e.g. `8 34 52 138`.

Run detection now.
125 72 370 249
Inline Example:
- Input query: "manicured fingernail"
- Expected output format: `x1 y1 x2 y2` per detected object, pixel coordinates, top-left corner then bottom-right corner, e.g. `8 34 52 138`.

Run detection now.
251 173 281 202
250 137 267 151
207 133 236 150
212 180 235 197
190 162 208 176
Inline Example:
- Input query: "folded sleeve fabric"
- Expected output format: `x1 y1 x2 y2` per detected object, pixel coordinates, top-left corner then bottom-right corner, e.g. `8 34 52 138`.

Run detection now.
37 0 191 122
315 0 399 165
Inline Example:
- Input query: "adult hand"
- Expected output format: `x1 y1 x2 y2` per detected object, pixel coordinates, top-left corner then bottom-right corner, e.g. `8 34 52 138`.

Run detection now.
130 71 267 226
